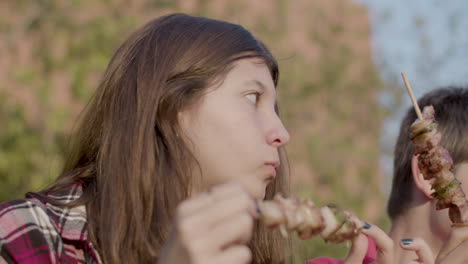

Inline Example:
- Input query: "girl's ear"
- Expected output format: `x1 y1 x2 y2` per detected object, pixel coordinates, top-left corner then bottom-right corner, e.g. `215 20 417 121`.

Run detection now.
411 155 434 199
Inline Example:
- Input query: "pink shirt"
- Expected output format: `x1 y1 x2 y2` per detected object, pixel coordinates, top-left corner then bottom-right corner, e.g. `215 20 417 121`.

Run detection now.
305 237 377 264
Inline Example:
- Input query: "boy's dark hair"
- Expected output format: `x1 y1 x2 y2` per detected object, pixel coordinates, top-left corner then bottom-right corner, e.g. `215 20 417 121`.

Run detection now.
388 87 468 219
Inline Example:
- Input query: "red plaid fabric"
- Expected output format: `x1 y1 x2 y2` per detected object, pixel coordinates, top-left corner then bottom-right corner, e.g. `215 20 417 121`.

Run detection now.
0 185 102 263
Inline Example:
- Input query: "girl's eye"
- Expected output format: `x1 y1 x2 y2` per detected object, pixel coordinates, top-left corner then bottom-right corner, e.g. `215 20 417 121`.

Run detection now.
246 92 260 104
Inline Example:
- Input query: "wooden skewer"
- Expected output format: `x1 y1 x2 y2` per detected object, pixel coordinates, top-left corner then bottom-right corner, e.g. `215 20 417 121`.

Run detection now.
401 72 423 120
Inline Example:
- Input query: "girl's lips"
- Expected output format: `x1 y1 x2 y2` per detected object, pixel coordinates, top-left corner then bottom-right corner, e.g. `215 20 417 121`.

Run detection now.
265 161 280 169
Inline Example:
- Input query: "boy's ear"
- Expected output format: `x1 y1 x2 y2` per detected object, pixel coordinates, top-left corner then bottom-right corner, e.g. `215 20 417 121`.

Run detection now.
411 155 434 199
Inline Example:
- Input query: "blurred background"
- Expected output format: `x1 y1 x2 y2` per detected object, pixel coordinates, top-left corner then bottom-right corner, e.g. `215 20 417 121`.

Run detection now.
1 0 467 261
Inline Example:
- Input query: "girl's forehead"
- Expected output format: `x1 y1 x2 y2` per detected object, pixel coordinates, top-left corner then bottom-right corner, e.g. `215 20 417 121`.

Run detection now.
224 59 275 86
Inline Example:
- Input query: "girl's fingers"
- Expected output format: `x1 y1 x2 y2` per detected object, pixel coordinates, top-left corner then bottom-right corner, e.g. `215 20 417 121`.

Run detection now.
208 245 252 264
344 233 369 264
361 222 394 251
400 237 434 264
180 189 256 234
176 192 214 218
361 222 394 264
200 211 254 251
173 181 256 259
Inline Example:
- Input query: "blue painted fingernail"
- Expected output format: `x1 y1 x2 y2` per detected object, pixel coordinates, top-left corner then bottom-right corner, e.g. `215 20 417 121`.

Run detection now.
364 222 371 229
401 238 413 245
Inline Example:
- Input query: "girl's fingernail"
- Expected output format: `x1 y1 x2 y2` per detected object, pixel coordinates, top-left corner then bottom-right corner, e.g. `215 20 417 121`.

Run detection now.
401 238 413 245
363 222 371 229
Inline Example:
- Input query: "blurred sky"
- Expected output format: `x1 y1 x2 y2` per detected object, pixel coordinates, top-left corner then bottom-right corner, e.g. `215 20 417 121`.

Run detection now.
358 0 468 192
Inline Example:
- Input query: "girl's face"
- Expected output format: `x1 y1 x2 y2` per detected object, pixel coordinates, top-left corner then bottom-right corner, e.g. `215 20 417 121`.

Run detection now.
179 58 290 200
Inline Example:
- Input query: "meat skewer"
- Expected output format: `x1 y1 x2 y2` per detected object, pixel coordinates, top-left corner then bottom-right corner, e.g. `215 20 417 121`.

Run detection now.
258 194 364 243
402 72 468 224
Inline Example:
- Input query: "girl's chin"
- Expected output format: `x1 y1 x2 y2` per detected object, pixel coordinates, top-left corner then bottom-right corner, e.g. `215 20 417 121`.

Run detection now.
233 180 267 200
252 185 267 200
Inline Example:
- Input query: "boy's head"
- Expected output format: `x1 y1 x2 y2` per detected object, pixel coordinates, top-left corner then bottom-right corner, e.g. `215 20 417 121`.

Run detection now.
388 87 468 221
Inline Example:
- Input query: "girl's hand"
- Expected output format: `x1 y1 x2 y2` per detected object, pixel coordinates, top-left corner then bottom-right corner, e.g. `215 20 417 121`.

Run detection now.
157 182 258 264
344 222 394 264
399 237 434 264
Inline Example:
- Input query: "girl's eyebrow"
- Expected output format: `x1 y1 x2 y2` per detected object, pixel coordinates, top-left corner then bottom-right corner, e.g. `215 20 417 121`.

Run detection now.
248 79 266 91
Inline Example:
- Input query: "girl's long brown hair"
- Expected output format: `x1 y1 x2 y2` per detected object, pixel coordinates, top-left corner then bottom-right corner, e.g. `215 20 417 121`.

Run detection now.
34 14 291 263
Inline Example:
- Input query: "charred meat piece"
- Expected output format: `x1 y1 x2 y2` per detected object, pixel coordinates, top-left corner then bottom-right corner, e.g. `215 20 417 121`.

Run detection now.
258 194 362 244
410 105 468 223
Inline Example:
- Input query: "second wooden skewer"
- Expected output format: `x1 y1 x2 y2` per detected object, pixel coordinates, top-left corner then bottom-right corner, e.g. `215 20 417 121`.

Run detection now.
401 72 423 120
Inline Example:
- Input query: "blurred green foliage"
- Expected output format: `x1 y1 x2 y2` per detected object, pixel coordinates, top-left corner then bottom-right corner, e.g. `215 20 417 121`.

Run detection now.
0 0 389 262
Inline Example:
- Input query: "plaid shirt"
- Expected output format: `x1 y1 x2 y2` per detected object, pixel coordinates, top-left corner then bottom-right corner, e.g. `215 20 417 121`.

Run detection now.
0 185 102 263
